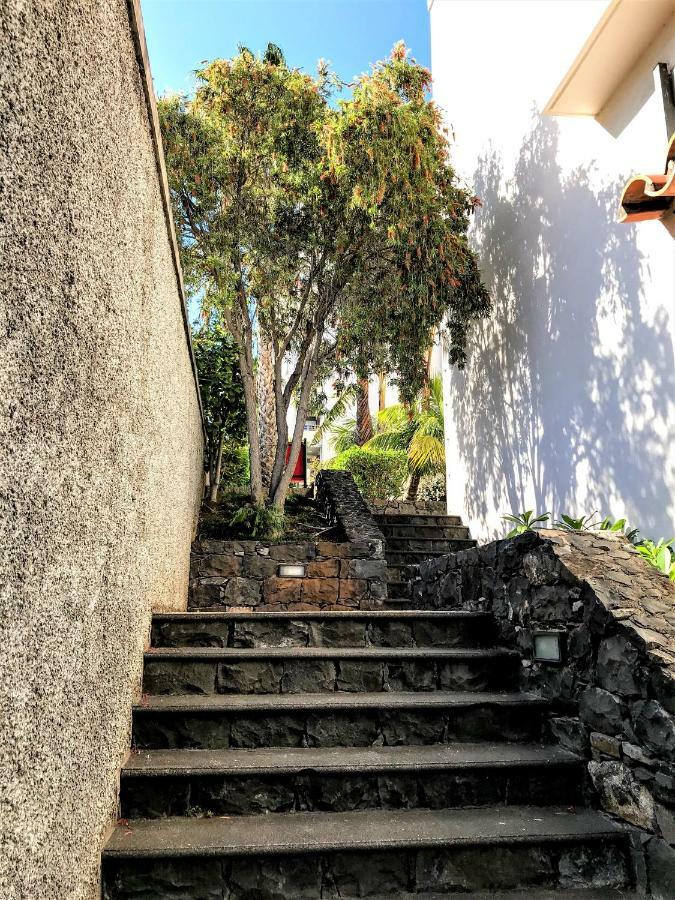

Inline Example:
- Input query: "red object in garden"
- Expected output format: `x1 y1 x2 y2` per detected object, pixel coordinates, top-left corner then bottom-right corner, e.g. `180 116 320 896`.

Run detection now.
286 440 307 485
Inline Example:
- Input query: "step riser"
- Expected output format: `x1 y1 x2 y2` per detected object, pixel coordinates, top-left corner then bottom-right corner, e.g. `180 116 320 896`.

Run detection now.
386 550 468 566
142 656 519 696
151 618 494 650
385 536 470 550
120 763 584 818
381 527 470 540
102 837 631 898
132 704 545 750
375 515 462 526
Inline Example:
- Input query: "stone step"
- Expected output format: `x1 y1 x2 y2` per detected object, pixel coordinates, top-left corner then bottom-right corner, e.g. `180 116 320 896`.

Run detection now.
119 743 584 818
385 536 471 552
386 544 475 566
375 514 463 526
384 597 417 609
102 806 630 898
386 579 413 596
142 647 521 696
151 609 496 649
132 691 547 749
380 524 471 540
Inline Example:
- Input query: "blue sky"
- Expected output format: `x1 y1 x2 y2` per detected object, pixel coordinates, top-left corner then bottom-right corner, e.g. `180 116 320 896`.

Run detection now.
140 0 430 98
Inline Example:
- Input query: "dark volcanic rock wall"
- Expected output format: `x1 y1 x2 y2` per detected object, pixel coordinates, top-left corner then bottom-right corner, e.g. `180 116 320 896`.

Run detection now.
415 529 675 895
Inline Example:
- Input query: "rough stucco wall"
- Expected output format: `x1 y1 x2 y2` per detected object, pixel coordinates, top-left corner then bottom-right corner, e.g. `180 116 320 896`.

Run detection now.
0 1 204 897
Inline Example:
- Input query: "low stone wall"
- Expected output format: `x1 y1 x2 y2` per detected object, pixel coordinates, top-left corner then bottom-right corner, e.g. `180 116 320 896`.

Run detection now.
190 538 386 611
415 529 675 896
368 499 447 516
191 473 387 611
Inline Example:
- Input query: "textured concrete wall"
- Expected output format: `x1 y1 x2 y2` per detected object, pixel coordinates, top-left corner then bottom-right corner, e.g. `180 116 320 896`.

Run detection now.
0 1 204 897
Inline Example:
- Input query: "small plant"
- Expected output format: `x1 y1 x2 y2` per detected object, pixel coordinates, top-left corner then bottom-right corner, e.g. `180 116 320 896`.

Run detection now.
553 511 602 532
229 504 286 540
635 538 675 581
501 510 550 538
598 516 640 543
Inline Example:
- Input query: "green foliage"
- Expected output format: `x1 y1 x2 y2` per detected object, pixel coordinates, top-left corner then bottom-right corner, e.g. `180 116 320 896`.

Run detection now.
553 512 602 532
636 538 675 581
598 516 640 543
326 446 408 500
192 322 247 497
220 445 250 488
229 503 286 540
501 510 551 538
365 374 445 476
311 382 359 453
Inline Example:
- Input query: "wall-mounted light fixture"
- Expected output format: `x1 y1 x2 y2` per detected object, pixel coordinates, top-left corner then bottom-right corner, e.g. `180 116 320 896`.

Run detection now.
277 564 306 578
532 630 565 664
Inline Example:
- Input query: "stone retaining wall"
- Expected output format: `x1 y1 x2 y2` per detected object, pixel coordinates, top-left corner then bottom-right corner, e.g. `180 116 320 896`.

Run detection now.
414 529 675 897
191 473 387 611
368 499 448 516
190 538 387 611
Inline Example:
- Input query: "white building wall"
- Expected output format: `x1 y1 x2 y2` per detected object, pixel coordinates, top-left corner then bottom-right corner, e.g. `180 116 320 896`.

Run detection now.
430 0 675 541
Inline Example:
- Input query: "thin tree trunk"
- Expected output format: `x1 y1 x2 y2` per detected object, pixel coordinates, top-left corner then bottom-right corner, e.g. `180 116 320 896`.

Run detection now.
209 430 225 503
406 470 422 501
257 333 277 492
356 376 373 445
378 372 386 412
271 338 321 509
239 338 264 506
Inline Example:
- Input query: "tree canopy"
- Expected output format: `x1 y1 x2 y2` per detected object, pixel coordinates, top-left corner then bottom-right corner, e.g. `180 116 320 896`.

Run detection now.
159 41 489 509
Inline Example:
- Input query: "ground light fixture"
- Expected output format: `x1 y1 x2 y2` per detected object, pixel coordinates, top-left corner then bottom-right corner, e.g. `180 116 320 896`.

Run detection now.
532 630 566 663
277 564 306 578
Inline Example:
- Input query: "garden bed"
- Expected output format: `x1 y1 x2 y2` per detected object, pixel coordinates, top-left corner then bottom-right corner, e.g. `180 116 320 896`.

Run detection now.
197 489 331 543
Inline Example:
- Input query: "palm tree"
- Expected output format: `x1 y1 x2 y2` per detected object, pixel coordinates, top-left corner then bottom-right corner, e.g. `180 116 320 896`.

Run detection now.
310 382 360 455
364 374 445 501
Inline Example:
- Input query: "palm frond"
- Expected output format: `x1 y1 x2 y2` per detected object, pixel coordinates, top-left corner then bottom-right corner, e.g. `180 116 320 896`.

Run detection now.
408 432 445 474
311 383 359 446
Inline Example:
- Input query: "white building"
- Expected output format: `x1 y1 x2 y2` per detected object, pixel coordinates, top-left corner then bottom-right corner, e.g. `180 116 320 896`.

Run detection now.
430 0 675 541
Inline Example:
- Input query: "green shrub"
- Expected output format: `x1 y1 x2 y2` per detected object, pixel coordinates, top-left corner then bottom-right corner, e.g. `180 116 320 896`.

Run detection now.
220 444 250 489
326 446 408 500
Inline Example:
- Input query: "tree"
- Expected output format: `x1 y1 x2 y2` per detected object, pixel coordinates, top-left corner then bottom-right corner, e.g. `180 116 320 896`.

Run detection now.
364 374 446 501
159 42 489 512
193 323 247 502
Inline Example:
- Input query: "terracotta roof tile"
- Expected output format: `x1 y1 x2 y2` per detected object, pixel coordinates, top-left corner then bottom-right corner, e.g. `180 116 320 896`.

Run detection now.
619 132 675 226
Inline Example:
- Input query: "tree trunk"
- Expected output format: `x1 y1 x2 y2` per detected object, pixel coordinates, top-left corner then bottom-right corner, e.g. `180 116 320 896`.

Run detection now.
378 372 387 412
257 334 277 492
271 338 321 510
208 430 225 503
238 337 265 506
356 377 373 445
406 469 421 501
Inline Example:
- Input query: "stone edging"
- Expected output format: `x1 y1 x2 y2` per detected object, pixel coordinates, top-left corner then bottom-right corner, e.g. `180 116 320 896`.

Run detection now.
315 470 385 553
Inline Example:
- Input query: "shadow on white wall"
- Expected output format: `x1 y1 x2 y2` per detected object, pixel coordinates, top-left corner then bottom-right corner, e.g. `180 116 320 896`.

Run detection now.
451 114 675 539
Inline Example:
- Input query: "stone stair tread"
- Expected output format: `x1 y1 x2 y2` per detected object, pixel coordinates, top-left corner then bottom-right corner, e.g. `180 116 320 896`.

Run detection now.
152 610 491 621
104 805 623 858
122 742 580 777
145 647 516 660
366 891 634 899
135 690 546 713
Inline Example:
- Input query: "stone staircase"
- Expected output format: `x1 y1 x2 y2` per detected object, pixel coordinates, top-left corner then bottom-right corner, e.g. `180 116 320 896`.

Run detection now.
102 597 636 895
376 510 477 608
